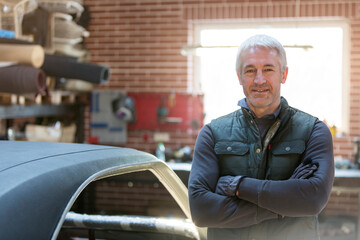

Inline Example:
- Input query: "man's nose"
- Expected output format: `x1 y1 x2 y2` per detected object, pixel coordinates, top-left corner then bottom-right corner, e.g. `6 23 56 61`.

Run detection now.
254 71 266 84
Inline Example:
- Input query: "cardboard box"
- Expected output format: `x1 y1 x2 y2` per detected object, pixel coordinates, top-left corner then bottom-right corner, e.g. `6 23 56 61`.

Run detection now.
25 123 76 142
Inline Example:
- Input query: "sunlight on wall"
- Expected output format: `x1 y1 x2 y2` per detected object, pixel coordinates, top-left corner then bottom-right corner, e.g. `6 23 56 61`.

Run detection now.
197 27 343 130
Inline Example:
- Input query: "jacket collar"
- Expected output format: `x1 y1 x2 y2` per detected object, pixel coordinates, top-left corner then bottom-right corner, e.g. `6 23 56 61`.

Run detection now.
238 97 285 119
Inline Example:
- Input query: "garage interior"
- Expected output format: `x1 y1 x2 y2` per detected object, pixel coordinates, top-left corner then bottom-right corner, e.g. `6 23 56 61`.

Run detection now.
1 0 360 239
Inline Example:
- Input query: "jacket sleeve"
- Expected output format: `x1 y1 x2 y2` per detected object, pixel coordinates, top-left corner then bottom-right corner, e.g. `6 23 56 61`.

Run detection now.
188 124 278 228
236 120 334 217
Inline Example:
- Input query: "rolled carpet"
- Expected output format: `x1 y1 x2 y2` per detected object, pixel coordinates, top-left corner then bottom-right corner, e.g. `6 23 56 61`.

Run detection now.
0 44 45 68
42 54 110 85
0 65 47 95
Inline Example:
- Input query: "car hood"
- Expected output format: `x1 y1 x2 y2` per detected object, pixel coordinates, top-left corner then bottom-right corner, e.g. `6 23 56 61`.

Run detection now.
0 141 191 240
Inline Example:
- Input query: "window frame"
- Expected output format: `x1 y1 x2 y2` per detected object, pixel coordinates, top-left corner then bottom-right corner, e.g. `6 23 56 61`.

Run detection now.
191 18 350 133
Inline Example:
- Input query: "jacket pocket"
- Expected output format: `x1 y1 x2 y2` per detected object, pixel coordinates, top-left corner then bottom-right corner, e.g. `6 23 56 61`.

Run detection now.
214 141 250 176
214 141 249 155
268 140 306 180
271 140 305 155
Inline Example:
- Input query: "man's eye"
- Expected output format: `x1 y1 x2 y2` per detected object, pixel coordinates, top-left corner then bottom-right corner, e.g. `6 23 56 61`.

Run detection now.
245 69 255 73
264 68 274 72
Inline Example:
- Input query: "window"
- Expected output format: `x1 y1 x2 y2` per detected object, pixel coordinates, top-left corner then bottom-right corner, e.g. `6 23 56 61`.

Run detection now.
191 20 349 133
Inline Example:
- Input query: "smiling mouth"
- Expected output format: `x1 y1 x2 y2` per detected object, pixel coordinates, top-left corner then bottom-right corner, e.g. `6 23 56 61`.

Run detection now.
253 89 268 93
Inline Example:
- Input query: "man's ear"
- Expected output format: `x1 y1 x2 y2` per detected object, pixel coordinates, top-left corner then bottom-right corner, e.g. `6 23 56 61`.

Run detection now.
237 72 243 85
281 67 289 84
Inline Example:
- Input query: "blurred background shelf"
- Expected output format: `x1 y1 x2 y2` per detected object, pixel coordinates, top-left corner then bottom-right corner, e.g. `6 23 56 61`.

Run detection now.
0 103 85 143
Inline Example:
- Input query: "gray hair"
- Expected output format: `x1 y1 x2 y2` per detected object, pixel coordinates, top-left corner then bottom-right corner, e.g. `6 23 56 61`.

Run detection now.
235 34 287 74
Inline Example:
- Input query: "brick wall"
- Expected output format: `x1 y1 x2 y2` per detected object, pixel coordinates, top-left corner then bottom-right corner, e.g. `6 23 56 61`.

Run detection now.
83 0 360 157
75 171 187 218
82 0 360 217
323 191 359 218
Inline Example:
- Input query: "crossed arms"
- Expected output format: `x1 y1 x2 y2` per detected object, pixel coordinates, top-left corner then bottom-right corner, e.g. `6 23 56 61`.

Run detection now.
188 120 334 228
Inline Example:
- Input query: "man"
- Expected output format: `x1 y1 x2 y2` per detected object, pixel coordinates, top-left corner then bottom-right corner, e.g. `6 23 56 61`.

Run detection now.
188 34 334 240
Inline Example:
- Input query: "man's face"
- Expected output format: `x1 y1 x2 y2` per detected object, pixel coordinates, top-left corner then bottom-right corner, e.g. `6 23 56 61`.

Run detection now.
237 46 288 117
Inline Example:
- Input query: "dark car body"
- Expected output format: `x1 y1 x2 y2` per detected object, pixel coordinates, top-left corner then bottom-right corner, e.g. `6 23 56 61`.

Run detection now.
0 141 205 240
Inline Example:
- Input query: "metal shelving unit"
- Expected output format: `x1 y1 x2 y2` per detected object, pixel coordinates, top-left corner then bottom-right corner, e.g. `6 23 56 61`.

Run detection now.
0 103 85 143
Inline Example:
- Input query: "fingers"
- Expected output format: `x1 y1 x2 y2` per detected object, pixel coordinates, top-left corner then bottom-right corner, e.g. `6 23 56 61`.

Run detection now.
290 162 318 179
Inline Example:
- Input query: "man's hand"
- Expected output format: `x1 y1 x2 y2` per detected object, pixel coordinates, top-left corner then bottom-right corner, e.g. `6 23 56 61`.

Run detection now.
215 175 244 197
290 159 319 179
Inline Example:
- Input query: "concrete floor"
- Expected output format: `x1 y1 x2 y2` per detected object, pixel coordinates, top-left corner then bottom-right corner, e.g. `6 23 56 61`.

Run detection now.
321 235 356 240
319 216 357 240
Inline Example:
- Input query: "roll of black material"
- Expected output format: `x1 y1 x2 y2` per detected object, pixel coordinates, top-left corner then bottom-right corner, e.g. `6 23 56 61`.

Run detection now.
44 53 77 63
0 65 47 95
42 54 110 85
